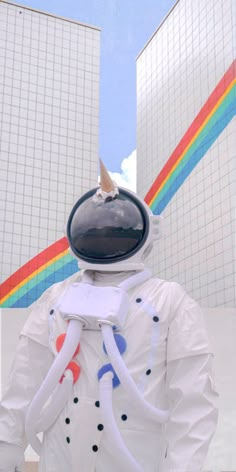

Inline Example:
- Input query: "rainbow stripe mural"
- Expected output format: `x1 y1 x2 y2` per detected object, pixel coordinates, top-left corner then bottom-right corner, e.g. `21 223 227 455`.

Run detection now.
145 60 236 212
0 238 77 308
0 60 235 308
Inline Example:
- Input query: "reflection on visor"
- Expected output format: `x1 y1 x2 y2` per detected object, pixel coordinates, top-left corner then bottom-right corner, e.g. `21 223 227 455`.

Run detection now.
67 188 149 264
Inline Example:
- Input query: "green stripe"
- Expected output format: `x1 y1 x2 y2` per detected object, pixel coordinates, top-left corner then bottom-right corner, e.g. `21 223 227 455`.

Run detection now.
1 252 72 307
150 84 235 210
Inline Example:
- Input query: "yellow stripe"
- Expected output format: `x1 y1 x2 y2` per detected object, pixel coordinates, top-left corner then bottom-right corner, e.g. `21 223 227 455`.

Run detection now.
0 249 69 304
149 79 235 207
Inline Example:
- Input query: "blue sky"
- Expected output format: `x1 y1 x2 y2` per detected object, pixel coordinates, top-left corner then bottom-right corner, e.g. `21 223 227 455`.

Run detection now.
21 0 176 173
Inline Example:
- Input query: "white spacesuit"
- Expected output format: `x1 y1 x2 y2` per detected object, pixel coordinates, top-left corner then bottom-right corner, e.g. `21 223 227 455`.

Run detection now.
0 161 218 472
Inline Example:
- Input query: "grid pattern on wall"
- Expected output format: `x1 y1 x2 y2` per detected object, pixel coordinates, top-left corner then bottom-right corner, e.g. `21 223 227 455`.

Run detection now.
137 0 236 307
0 1 100 284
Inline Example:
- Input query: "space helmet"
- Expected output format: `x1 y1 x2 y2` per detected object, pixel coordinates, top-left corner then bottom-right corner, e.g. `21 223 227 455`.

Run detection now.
66 160 162 271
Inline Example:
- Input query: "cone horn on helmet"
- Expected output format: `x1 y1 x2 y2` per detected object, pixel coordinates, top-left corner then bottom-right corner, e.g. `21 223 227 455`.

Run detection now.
95 159 119 200
99 159 116 192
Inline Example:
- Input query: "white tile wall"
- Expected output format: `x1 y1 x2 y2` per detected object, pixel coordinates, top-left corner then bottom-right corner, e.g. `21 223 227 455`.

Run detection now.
0 1 100 282
137 0 235 307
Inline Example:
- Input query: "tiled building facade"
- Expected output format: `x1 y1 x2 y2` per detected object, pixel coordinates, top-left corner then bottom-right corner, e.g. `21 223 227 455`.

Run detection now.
0 1 100 308
137 0 235 308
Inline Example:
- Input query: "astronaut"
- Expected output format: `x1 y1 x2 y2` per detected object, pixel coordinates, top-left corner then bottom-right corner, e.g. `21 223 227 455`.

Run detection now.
0 160 218 472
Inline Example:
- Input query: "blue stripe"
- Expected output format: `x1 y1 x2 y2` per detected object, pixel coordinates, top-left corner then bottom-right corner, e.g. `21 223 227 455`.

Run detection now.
153 100 236 215
11 259 79 308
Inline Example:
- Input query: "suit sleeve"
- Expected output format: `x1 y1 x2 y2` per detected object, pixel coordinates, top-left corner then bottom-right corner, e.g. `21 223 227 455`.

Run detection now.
0 275 78 451
160 283 219 472
0 335 53 448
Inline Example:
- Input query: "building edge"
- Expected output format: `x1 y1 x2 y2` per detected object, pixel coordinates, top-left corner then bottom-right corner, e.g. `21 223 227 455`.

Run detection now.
0 0 101 31
136 0 180 61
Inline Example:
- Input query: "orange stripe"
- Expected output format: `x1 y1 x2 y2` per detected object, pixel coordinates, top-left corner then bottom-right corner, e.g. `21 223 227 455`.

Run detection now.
0 237 69 299
0 249 69 304
148 79 235 206
145 60 236 205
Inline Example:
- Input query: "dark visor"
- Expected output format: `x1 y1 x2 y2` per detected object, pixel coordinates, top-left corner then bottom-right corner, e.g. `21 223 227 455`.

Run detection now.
67 188 149 264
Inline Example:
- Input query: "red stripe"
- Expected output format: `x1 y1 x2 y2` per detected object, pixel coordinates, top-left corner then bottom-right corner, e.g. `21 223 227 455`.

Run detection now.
145 60 236 204
0 237 69 299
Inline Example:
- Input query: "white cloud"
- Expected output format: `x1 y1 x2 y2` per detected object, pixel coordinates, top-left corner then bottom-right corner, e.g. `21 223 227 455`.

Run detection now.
108 149 137 192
